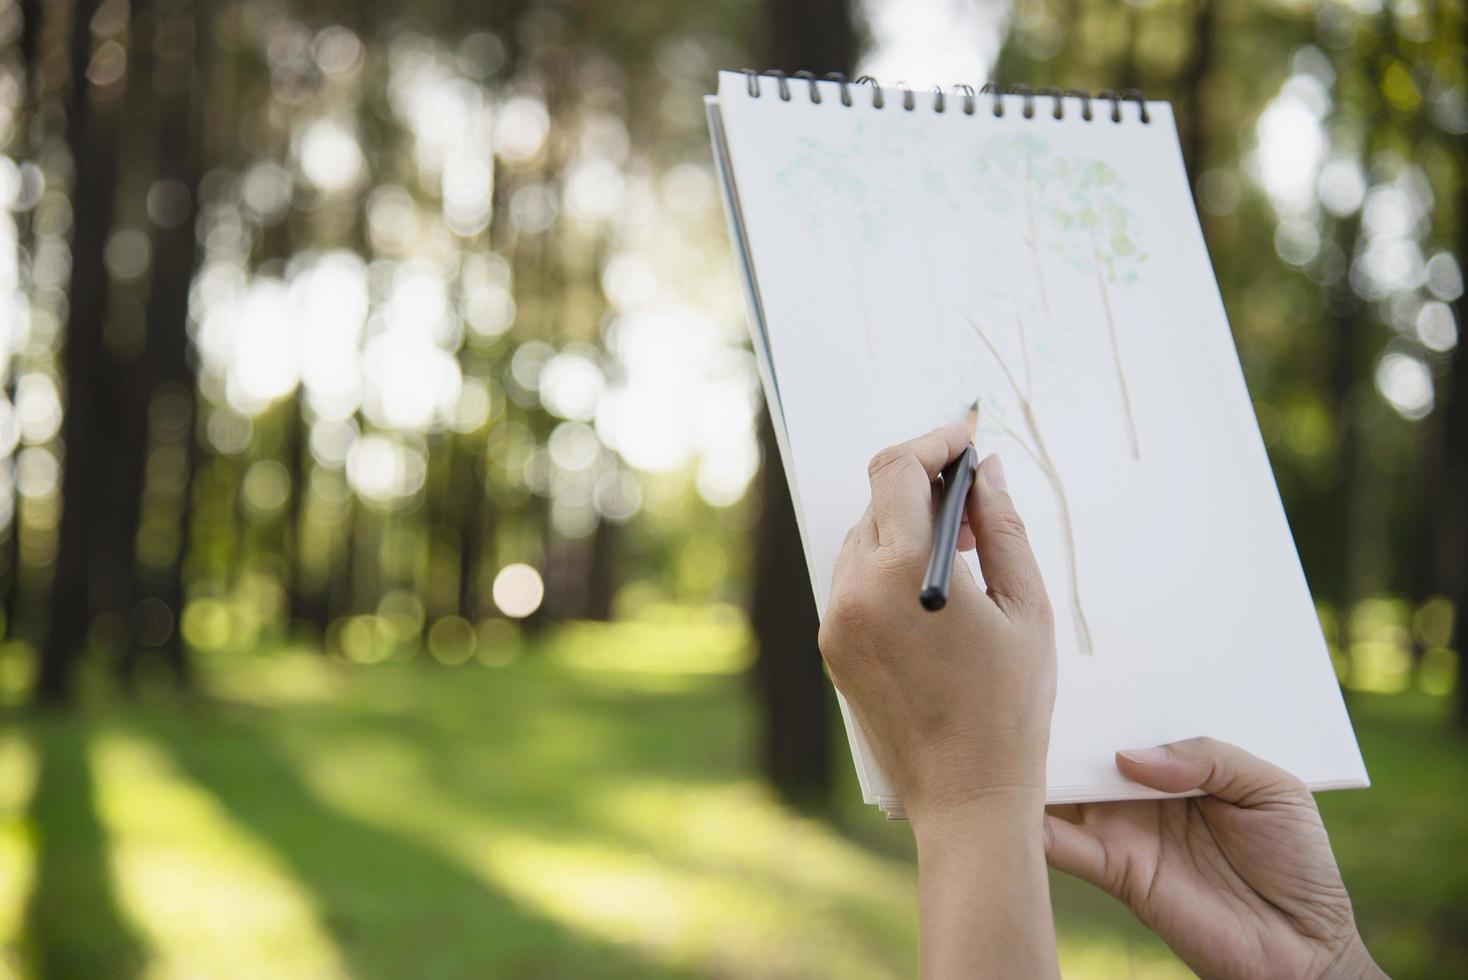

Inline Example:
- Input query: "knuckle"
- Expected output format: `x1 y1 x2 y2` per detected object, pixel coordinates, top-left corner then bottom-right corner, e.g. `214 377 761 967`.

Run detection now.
1030 593 1056 631
816 618 839 659
835 590 874 627
872 540 924 572
987 566 1048 614
1184 736 1222 755
817 601 845 642
819 592 868 658
1281 774 1312 799
867 445 910 482
1170 736 1216 761
987 509 1031 544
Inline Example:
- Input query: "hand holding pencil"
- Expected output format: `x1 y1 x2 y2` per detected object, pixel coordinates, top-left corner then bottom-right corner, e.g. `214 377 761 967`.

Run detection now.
818 416 1058 827
819 416 1060 975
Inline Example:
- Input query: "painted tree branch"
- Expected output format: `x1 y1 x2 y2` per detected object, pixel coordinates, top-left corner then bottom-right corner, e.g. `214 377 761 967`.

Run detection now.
1094 244 1141 460
964 312 1095 657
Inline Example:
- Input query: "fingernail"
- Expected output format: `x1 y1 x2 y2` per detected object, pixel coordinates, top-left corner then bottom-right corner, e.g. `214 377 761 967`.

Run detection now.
1118 746 1171 765
980 454 1007 492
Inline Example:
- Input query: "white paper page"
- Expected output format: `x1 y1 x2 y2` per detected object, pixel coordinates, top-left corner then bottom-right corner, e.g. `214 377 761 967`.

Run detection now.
713 72 1368 805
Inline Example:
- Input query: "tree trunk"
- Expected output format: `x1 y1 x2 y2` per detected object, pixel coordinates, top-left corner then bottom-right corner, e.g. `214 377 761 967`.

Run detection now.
328 489 356 624
752 0 856 808
1179 0 1216 185
1449 174 1468 729
750 412 829 805
40 0 132 703
105 0 161 677
584 516 617 622
285 392 331 638
1118 5 1142 92
4 0 47 642
1412 378 1444 669
1326 214 1364 621
123 0 205 688
456 440 489 623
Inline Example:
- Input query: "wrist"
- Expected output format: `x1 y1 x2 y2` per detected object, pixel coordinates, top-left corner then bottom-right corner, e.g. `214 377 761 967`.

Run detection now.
909 785 1046 851
902 735 1048 836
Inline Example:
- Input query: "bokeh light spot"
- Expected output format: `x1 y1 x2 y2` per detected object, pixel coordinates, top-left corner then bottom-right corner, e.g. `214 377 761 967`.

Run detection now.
296 118 365 193
1374 352 1433 420
491 564 544 619
427 616 477 665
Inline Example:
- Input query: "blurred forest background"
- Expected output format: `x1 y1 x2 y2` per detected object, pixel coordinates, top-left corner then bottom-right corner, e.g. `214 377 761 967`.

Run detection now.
0 0 1463 977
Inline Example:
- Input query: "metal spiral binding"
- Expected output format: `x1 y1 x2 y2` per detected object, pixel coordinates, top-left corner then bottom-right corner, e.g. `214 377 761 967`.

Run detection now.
739 70 1151 124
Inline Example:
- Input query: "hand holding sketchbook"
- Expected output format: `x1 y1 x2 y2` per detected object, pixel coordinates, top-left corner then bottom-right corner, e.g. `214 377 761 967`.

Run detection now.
706 72 1367 819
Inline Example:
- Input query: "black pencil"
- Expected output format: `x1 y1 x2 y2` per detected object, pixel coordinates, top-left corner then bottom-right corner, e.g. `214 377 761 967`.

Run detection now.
920 402 980 611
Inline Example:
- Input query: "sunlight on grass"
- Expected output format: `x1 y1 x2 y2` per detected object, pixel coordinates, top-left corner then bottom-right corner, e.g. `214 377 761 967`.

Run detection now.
541 610 753 683
471 825 909 978
595 781 912 899
281 722 1192 979
595 782 1190 977
268 712 914 976
193 648 347 707
472 782 918 977
90 734 347 980
244 639 1187 980
0 734 36 968
0 625 1462 978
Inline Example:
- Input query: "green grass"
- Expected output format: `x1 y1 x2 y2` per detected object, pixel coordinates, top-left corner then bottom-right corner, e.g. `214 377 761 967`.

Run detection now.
0 624 1463 978
1317 692 1468 978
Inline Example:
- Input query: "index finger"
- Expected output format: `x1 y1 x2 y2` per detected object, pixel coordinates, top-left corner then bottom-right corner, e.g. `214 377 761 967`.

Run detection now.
865 420 973 549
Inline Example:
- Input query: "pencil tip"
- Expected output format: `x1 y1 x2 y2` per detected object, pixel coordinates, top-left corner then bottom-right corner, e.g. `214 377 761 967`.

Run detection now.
966 400 980 443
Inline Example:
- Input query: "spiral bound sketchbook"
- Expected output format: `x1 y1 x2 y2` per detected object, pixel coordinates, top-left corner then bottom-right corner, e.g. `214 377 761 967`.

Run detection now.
706 70 1368 819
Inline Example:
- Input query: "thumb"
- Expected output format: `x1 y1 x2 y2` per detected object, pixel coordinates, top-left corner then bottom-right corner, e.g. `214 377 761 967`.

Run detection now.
966 454 1049 621
1115 737 1313 807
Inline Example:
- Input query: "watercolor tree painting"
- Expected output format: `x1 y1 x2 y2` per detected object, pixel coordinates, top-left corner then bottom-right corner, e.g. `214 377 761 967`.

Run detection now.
956 137 1149 656
769 128 1146 659
971 139 1148 459
1045 157 1148 459
962 300 1096 657
772 121 911 367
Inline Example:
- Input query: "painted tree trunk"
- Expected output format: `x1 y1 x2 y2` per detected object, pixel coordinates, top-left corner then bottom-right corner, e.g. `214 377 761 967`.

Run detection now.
1021 409 1095 658
1095 258 1141 460
966 314 1095 656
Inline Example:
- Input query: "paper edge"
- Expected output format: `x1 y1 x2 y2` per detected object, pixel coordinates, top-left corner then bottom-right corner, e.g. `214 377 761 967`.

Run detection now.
706 93 880 801
877 776 1372 821
1151 100 1371 793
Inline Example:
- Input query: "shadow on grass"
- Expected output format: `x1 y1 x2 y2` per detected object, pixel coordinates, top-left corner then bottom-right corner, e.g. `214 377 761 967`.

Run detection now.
123 707 685 980
237 659 1173 975
23 715 148 980
192 664 926 973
